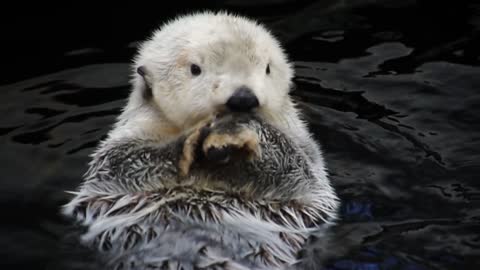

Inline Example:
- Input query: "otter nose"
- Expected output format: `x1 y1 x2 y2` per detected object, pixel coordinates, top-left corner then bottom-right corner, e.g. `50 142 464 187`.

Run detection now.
226 87 259 112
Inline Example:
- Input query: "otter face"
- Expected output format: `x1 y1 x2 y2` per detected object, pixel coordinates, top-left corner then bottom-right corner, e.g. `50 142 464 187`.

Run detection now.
134 12 294 129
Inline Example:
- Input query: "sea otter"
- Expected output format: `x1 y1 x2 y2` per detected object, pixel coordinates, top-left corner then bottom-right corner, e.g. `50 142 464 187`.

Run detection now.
60 11 339 270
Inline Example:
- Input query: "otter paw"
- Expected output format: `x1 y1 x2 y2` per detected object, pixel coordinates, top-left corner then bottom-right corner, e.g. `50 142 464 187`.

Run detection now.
178 118 214 176
202 128 261 164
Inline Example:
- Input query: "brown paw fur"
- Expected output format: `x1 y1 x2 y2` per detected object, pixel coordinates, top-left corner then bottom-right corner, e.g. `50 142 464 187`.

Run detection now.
178 116 215 176
202 128 261 164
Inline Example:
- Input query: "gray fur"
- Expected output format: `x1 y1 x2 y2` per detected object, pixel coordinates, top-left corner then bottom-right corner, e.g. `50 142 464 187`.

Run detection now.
63 114 339 269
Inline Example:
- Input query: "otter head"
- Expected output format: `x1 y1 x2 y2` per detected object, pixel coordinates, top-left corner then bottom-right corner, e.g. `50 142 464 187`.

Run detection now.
131 12 294 130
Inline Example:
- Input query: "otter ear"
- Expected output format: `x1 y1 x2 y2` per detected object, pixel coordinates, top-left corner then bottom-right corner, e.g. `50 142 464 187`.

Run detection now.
137 66 153 99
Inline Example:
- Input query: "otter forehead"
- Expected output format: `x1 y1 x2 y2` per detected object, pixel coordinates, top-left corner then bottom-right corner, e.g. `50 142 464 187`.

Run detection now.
190 38 264 66
137 12 283 68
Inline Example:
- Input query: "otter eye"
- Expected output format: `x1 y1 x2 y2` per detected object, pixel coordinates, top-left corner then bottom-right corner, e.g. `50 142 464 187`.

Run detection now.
266 64 270 75
190 64 201 76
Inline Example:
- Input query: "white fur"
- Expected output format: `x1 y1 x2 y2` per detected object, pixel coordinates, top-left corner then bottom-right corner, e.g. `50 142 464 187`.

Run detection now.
110 12 293 139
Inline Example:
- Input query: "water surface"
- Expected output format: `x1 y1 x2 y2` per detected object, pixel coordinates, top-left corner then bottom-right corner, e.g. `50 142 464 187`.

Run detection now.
1 1 479 269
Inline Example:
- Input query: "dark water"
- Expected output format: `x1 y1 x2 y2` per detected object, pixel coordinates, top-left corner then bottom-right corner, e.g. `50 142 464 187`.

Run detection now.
1 1 479 269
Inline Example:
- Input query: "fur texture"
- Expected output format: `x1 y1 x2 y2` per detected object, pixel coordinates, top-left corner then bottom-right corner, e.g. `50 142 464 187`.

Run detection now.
62 11 340 270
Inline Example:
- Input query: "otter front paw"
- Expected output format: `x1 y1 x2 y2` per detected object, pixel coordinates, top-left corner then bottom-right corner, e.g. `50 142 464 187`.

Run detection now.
202 127 261 164
178 117 214 176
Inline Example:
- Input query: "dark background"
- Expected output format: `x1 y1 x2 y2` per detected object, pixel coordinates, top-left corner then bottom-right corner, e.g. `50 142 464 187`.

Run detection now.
1 1 479 269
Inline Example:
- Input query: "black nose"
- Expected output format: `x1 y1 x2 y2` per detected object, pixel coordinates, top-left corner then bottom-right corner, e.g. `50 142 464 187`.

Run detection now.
226 87 259 112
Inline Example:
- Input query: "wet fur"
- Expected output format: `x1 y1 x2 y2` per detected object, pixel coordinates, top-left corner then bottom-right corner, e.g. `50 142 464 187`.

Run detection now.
62 115 338 269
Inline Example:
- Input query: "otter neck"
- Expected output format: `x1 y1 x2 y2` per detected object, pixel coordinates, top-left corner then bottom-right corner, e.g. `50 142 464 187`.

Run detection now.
110 99 182 142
